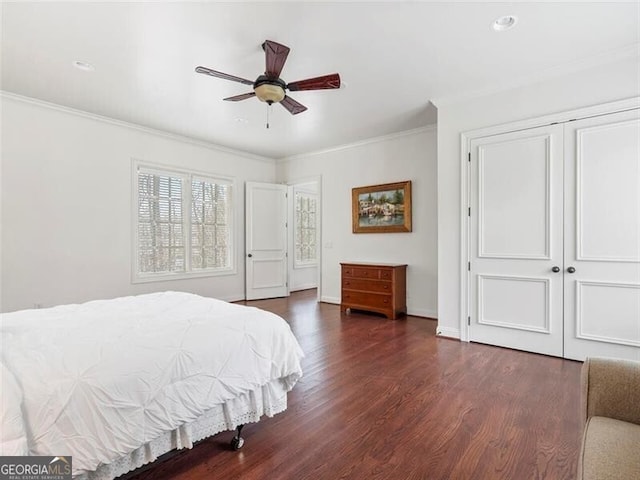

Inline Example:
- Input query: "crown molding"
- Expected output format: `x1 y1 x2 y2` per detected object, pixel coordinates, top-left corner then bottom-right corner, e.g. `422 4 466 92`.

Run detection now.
462 96 639 140
278 124 436 164
432 42 640 107
0 91 276 164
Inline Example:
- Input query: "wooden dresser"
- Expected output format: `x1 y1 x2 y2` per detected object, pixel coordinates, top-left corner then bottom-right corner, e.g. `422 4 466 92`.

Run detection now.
340 262 407 320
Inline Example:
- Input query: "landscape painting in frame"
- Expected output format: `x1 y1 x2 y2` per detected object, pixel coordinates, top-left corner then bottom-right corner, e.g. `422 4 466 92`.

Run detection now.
352 181 412 233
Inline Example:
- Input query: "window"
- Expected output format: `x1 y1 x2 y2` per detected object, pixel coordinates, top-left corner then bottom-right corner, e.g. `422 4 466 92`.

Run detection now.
134 162 233 281
294 191 317 267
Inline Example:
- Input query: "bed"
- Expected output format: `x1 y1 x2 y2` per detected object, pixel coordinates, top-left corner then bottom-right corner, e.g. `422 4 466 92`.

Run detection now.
0 291 304 479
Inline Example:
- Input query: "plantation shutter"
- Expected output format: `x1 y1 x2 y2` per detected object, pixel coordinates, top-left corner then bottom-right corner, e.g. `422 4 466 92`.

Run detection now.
191 177 232 270
294 191 317 265
137 170 186 274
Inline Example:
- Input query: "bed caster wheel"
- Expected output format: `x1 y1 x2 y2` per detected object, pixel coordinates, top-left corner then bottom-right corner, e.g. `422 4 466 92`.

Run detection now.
230 436 244 450
230 424 245 450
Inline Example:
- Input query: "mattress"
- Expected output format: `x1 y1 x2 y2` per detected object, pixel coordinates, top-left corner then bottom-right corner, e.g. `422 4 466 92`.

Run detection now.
0 291 304 478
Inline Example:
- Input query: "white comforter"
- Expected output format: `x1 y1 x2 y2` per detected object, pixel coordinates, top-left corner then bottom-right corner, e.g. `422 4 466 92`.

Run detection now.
0 292 303 476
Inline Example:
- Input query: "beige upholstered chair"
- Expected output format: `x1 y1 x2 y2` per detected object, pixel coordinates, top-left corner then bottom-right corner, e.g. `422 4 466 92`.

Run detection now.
578 357 640 480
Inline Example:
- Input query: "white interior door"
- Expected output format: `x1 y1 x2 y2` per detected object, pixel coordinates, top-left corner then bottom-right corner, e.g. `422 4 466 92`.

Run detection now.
245 182 288 300
563 109 640 361
469 124 564 356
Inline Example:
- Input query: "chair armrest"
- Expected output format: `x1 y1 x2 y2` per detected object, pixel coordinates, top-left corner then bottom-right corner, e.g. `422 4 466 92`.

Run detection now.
582 357 640 425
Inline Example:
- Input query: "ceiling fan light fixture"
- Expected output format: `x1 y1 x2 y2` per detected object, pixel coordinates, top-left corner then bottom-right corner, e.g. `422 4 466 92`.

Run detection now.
254 83 285 104
493 15 518 31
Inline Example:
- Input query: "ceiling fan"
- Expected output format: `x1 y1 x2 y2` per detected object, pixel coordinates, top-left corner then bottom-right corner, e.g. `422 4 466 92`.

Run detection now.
195 40 341 116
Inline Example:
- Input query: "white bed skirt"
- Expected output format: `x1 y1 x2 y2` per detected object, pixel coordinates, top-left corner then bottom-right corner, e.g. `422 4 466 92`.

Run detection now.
76 379 289 480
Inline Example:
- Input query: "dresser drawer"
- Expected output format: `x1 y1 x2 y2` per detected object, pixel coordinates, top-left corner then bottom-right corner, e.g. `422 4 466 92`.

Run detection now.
343 266 382 280
341 291 392 310
342 278 392 294
379 269 393 280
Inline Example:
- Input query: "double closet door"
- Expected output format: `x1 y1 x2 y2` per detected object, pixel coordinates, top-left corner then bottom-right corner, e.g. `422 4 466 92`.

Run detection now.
469 108 639 361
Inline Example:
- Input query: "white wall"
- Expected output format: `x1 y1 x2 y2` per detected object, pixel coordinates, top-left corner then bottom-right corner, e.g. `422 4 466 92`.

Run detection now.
435 57 640 338
277 127 438 318
1 95 276 312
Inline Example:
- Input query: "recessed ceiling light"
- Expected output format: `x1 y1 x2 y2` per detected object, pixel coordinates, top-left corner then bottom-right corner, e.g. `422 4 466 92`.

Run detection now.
493 15 518 31
73 60 95 72
234 118 249 124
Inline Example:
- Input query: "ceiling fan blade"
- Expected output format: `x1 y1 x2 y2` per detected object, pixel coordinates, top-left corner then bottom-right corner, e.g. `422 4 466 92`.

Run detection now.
223 92 256 102
280 95 307 115
287 73 341 91
263 40 290 79
195 66 254 86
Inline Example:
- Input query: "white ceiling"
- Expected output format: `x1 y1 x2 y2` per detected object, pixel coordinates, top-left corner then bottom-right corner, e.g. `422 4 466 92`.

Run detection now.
1 2 638 159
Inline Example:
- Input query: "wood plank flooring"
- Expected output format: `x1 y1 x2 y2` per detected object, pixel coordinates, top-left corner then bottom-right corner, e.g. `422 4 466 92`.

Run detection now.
126 289 583 480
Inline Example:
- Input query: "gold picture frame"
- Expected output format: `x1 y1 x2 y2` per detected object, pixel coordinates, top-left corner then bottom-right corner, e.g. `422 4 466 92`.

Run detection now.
352 181 412 233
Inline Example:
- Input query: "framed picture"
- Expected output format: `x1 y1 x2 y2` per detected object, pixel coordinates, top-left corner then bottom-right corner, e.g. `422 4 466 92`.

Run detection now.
352 180 412 233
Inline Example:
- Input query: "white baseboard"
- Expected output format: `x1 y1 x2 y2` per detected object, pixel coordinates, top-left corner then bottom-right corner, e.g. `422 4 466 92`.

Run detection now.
321 296 340 305
407 307 437 319
223 294 247 303
436 326 461 339
320 297 436 318
290 283 318 292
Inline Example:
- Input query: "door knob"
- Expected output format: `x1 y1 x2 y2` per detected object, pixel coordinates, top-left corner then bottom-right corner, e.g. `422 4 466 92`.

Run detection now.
551 266 560 273
567 266 576 274
247 253 253 258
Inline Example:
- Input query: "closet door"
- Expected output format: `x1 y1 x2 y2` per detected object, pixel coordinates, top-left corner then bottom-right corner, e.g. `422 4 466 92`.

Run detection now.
469 124 564 356
563 109 640 361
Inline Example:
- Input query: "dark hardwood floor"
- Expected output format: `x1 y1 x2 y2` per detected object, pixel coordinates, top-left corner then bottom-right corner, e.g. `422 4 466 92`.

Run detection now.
126 289 583 480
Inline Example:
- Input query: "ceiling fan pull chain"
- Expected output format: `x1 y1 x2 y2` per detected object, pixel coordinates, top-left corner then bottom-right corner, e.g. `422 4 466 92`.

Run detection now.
266 103 271 129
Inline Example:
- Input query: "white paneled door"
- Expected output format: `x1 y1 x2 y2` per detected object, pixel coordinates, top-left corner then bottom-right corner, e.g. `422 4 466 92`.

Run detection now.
469 109 640 361
563 110 640 360
245 182 289 300
469 124 565 357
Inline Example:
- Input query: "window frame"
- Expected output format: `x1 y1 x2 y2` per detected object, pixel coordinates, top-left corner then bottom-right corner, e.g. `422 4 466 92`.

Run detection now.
132 160 236 283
